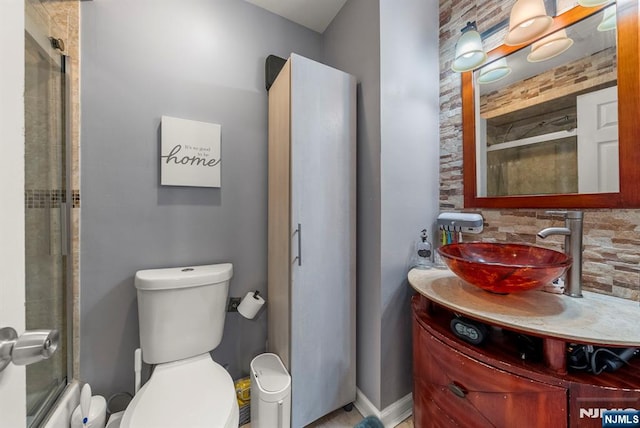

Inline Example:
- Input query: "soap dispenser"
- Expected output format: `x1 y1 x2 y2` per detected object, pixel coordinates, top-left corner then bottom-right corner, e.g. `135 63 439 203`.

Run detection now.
412 229 433 269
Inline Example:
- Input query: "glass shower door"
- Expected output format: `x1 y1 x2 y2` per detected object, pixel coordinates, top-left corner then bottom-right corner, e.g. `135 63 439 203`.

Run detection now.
24 6 69 427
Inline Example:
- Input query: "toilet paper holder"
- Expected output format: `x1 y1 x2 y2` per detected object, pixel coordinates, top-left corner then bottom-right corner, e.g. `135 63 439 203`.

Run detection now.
0 327 59 373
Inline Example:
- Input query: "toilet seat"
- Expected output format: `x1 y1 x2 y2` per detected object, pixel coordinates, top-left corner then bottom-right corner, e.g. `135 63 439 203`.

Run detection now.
121 353 239 428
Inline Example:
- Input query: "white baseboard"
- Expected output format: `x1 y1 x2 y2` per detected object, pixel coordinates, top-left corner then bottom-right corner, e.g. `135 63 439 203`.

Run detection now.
353 389 379 420
354 388 413 428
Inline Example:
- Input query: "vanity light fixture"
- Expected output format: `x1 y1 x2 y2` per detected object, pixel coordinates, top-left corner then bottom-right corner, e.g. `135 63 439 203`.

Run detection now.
504 0 554 46
527 29 574 62
597 4 617 31
477 58 512 84
451 21 487 72
578 0 612 7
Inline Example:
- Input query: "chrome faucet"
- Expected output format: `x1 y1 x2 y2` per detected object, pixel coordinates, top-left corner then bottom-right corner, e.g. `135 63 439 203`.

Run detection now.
537 211 584 298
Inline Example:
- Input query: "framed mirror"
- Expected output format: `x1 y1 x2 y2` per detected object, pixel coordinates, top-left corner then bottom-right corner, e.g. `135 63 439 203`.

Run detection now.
462 0 640 208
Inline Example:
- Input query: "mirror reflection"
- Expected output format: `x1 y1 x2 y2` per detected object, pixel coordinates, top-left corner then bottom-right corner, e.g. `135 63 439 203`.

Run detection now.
474 5 617 197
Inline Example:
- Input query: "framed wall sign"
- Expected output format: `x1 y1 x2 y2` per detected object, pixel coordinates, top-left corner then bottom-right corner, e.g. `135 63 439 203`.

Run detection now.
161 115 222 187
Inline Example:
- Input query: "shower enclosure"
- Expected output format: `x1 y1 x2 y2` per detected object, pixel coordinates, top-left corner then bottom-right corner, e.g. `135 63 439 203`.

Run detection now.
24 4 71 427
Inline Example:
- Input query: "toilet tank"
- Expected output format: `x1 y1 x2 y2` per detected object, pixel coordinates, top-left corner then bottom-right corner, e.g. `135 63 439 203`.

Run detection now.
134 263 233 364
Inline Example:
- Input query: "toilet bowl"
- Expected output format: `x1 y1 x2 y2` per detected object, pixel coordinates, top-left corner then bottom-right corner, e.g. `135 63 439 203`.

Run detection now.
120 264 239 428
120 354 238 428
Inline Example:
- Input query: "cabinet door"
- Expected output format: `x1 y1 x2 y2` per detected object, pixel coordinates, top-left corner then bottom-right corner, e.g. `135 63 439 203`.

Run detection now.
289 54 357 428
413 313 568 428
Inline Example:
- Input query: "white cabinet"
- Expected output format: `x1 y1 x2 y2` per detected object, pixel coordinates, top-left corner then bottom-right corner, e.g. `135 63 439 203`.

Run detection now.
267 53 356 428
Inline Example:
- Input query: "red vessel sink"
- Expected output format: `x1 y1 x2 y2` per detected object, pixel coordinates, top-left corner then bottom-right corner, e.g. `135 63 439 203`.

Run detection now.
437 243 572 294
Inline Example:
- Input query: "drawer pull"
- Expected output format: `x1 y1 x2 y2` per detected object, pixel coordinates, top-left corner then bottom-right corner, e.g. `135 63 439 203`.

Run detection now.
448 382 468 398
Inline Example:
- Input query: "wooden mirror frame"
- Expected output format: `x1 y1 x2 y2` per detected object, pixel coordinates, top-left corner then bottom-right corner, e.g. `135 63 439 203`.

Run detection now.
463 0 640 209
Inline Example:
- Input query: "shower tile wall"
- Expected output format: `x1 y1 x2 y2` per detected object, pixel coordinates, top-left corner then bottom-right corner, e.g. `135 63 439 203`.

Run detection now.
438 0 640 300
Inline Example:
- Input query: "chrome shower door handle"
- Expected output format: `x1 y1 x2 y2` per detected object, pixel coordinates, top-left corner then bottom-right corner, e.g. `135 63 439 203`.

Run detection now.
0 327 18 372
46 198 52 256
60 202 68 256
0 327 60 373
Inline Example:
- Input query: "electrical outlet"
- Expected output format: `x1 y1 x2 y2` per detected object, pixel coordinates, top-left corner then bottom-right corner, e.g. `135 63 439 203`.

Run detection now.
227 297 241 312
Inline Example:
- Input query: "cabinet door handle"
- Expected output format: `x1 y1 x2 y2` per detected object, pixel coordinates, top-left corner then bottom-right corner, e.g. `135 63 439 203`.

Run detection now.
448 382 468 398
293 223 302 266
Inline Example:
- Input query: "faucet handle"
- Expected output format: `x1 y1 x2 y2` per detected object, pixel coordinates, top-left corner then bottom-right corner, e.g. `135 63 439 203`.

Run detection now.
545 210 583 219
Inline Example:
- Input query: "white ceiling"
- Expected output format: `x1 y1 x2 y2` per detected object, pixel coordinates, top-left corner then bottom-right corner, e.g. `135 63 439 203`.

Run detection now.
244 0 348 33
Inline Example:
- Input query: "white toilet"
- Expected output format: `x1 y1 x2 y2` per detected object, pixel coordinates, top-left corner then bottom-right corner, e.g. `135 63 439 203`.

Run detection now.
120 263 239 428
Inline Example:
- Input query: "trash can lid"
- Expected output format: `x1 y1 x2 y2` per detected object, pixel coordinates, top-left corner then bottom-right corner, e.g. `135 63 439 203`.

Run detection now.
251 353 291 393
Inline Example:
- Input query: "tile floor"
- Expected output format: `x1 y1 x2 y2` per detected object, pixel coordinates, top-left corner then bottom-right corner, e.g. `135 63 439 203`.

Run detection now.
241 407 414 427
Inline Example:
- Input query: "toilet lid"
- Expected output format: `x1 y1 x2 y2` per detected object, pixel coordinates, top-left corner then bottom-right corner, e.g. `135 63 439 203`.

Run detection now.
121 354 238 428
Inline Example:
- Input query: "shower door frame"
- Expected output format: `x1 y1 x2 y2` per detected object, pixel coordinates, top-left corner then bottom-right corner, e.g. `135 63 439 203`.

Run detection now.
23 2 73 426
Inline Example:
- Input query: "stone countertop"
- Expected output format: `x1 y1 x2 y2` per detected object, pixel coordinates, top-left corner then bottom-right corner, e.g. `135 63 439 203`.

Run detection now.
408 268 640 347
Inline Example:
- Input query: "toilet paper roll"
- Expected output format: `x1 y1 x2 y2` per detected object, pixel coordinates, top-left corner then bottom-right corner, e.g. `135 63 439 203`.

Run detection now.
11 329 59 366
237 291 265 319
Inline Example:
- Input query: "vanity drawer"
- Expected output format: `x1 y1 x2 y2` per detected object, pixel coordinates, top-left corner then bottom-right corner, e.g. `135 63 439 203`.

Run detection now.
413 311 568 428
413 378 477 428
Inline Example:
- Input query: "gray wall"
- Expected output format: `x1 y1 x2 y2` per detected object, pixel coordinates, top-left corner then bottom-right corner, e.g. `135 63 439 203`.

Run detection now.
322 0 383 408
323 0 440 411
80 0 440 410
80 0 322 397
379 0 440 408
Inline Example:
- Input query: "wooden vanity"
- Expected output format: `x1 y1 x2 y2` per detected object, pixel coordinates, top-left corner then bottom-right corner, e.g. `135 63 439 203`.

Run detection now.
409 269 640 427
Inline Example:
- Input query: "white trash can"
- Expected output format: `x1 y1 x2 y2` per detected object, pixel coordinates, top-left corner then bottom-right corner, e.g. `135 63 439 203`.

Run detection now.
250 353 291 428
